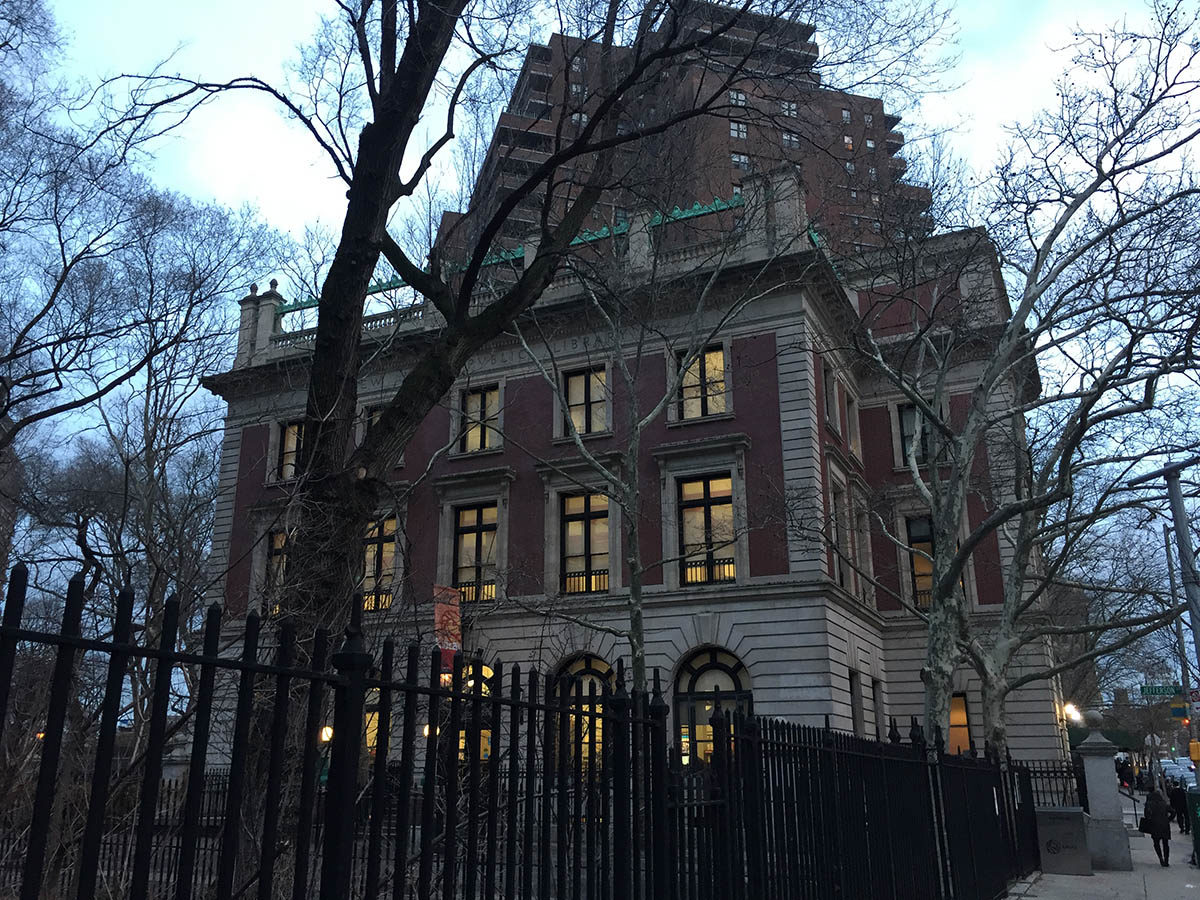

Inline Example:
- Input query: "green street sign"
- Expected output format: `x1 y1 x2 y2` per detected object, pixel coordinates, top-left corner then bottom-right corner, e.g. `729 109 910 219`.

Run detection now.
1141 685 1184 696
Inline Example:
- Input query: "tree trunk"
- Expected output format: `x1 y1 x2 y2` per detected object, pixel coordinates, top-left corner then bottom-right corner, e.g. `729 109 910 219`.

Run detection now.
624 477 647 692
921 595 962 746
980 673 1009 758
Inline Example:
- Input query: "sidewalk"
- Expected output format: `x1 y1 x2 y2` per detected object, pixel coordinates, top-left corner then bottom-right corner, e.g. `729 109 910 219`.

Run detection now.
1011 830 1200 899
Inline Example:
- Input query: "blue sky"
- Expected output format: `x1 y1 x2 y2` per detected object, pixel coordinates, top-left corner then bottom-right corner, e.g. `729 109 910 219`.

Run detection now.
50 0 1134 235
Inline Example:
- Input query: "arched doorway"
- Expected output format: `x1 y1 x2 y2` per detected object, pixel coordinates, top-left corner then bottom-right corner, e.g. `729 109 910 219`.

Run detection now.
674 647 752 765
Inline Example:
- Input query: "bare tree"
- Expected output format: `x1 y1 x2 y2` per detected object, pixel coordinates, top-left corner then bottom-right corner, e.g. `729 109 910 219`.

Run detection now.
844 2 1200 750
137 0 951 629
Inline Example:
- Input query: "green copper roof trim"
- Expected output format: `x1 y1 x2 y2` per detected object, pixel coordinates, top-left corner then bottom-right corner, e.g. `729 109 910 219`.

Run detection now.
277 192 744 313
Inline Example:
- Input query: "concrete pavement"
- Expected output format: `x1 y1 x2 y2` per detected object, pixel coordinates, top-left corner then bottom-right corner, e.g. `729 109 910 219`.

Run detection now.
1011 830 1200 899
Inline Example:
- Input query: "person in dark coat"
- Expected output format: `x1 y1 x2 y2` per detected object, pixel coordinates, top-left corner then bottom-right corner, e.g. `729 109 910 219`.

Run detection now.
1145 790 1173 866
1170 783 1191 835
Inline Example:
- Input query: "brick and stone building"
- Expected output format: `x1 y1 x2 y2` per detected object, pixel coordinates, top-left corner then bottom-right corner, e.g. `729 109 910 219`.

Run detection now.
202 19 1069 760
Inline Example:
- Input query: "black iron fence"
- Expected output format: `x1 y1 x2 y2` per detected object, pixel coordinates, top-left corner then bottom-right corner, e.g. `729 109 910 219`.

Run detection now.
0 565 1039 899
1023 757 1088 812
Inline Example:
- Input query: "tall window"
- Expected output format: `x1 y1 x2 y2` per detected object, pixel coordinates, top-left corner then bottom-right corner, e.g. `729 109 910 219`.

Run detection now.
454 504 497 602
843 135 854 151
460 386 499 452
278 421 304 479
267 529 289 588
731 152 751 171
561 494 609 593
674 648 751 765
846 395 860 455
949 693 971 755
849 670 866 737
679 475 736 585
728 89 747 106
898 402 931 463
564 368 606 435
678 346 726 420
729 121 747 140
905 516 933 611
841 108 851 124
362 516 396 611
829 482 848 587
782 131 800 150
822 364 839 429
780 100 797 117
557 655 613 761
864 113 874 127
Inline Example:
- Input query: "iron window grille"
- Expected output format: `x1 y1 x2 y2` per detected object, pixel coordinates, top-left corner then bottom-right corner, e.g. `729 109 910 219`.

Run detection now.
561 493 609 593
454 503 497 603
678 475 736 585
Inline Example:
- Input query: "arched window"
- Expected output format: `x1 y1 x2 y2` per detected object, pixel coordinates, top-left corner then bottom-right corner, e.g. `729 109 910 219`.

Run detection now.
674 648 752 765
556 654 614 761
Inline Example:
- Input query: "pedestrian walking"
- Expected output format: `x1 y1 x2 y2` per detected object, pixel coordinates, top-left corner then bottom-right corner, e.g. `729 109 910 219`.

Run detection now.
1170 783 1191 835
1143 790 1173 866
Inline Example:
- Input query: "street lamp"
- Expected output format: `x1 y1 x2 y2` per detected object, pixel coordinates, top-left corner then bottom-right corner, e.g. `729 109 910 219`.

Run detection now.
1130 456 1200 715
319 725 334 743
1064 703 1083 724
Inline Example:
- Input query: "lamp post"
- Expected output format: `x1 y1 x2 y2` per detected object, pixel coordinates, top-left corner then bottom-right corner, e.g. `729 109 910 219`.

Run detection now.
1130 457 1200 719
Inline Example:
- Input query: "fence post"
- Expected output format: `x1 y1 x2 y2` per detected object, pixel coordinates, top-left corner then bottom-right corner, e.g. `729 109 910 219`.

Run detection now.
611 671 631 900
319 598 374 900
0 562 29 749
19 570 84 900
648 671 671 899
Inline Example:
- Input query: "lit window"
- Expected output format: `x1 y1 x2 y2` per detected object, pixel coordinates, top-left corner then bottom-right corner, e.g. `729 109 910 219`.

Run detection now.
905 516 933 611
674 648 750 765
564 368 606 435
267 529 289 589
782 131 800 149
843 135 854 151
679 475 735 585
949 693 971 755
459 386 499 452
556 655 613 761
781 100 797 117
277 421 304 480
561 494 609 593
730 152 751 171
730 121 747 140
362 516 396 611
866 138 876 150
841 108 851 124
454 504 497 603
729 89 747 106
864 113 874 127
678 346 727 421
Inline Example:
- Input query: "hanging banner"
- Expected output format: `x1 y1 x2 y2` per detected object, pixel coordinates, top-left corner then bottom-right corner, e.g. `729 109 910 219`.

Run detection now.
433 584 461 670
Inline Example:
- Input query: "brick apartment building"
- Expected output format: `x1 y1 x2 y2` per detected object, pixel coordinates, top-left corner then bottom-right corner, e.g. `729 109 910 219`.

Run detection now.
203 15 1068 760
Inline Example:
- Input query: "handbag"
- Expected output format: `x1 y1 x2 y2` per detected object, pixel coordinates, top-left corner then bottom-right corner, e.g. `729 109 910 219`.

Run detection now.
1139 816 1151 834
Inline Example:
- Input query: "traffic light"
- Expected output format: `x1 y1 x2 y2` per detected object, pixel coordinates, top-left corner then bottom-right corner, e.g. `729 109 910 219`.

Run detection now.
1186 718 1192 728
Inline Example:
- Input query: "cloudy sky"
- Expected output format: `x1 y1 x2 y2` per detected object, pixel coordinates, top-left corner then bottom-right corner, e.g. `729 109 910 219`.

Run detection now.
50 0 1135 235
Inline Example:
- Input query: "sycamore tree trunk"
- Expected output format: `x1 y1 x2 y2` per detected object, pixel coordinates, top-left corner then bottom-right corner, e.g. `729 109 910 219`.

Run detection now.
980 672 1009 757
921 594 961 749
623 459 647 693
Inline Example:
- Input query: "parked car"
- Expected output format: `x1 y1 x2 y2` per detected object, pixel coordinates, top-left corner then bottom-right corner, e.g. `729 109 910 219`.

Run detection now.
1175 757 1196 772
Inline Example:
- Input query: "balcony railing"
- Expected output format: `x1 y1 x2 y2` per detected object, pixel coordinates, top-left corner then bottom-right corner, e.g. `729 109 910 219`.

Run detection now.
914 589 932 611
455 580 496 604
682 558 736 585
363 590 393 612
563 569 609 594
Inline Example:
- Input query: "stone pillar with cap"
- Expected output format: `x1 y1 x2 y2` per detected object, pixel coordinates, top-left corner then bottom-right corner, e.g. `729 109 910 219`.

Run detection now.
254 279 283 358
235 283 260 368
1077 708 1133 870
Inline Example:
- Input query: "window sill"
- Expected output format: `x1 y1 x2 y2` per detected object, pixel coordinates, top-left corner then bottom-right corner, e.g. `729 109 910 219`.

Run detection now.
449 445 505 461
552 430 612 446
666 410 736 428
